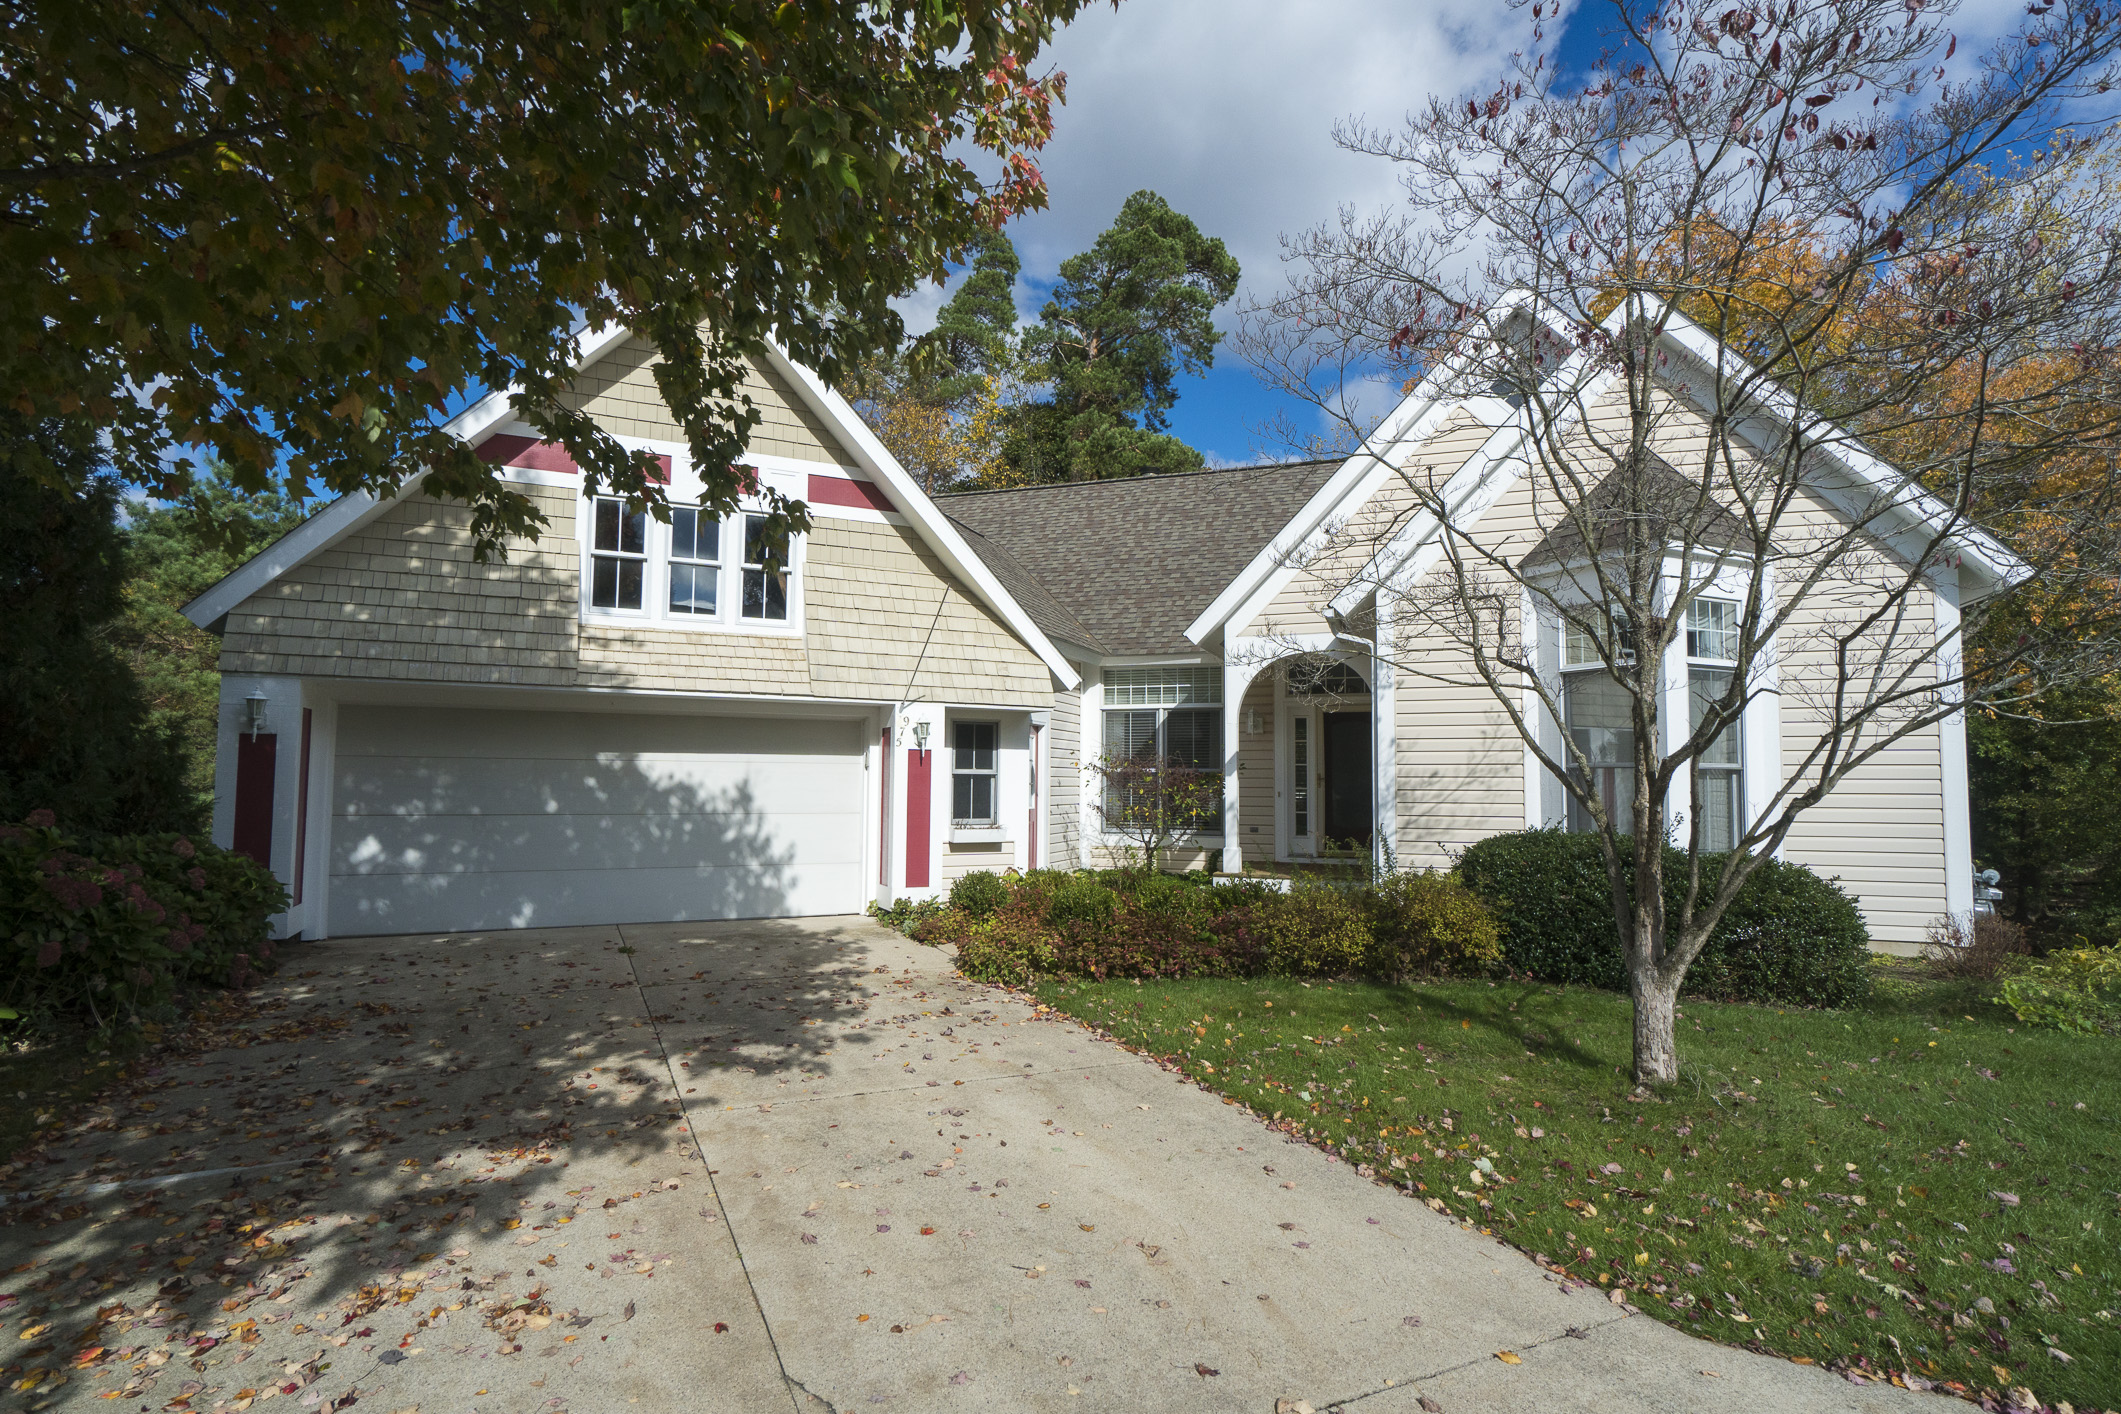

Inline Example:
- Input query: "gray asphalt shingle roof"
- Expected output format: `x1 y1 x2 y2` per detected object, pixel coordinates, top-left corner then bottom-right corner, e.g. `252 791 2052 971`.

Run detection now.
939 460 1340 656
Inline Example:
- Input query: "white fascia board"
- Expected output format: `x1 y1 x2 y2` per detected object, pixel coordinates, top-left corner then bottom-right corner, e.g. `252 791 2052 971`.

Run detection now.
1181 375 1465 647
1190 289 1573 646
1656 313 2025 595
182 321 633 630
758 339 1083 691
1323 352 1618 621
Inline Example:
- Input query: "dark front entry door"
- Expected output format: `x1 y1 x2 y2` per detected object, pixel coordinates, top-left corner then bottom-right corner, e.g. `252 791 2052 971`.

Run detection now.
1321 711 1372 848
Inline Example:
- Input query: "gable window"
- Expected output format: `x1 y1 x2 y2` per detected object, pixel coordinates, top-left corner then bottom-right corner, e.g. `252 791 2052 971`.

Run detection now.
1101 667 1223 831
952 721 999 825
668 506 719 615
591 498 648 611
1686 598 1742 851
742 514 789 622
581 487 799 630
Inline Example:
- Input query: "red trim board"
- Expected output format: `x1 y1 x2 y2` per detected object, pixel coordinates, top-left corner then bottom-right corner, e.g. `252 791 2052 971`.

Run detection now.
233 733 278 870
904 749 932 889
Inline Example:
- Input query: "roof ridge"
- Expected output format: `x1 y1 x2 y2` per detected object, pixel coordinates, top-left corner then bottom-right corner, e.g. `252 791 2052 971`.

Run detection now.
933 458 1338 500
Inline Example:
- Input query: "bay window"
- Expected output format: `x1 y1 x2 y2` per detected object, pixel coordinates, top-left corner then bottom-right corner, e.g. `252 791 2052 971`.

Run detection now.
1686 599 1743 852
1562 604 1638 834
1562 667 1637 834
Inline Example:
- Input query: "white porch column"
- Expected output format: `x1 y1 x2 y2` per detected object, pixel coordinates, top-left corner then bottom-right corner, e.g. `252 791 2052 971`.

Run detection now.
1372 600 1398 876
1221 657 1246 874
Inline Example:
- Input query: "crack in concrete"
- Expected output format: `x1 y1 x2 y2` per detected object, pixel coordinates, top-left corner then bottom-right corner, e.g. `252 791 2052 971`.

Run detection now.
620 922 811 1414
1317 1311 1635 1409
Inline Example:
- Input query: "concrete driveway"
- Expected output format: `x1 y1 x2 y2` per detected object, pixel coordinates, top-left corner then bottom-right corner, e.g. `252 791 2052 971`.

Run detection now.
0 916 1943 1413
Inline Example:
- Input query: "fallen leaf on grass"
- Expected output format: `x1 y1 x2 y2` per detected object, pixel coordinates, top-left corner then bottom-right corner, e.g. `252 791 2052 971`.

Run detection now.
1990 1191 2020 1206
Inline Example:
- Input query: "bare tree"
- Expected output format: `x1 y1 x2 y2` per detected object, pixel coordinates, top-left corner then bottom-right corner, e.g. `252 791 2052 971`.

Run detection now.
1092 751 1224 874
1235 0 2121 1085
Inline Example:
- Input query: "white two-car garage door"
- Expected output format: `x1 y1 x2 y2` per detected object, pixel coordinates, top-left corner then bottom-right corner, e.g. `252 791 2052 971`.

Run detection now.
328 706 867 936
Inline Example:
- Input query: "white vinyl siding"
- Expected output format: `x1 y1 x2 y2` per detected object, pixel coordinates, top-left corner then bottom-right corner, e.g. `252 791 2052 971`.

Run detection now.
1046 667 1083 870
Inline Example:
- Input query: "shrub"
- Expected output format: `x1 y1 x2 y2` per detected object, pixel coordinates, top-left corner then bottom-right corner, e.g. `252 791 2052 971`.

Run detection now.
1259 883 1373 977
1457 829 1872 1008
949 870 1011 920
1684 856 1871 1008
1053 904 1267 982
1996 944 2121 1035
1044 876 1120 936
0 814 285 1030
952 907 1059 986
868 896 947 937
1921 913 2032 982
1366 871 1503 979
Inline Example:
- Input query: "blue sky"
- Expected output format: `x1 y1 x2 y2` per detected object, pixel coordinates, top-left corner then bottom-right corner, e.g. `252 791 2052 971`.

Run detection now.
894 0 1614 466
900 0 2029 467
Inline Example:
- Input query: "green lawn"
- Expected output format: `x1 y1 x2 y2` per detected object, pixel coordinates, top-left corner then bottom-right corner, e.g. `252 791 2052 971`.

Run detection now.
1033 962 2120 1408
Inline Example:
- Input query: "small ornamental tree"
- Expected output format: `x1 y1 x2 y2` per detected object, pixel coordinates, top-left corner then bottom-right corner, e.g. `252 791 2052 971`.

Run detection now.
1092 751 1223 874
1239 0 2121 1085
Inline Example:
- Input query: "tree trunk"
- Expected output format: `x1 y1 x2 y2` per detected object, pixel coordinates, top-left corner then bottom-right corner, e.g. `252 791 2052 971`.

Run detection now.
1630 965 1680 1087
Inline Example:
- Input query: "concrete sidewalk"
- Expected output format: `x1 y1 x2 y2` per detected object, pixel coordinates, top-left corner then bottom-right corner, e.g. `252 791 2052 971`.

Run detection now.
0 916 1944 1413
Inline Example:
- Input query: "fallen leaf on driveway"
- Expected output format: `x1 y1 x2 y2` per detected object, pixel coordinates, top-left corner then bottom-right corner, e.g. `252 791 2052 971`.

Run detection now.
801 1233 818 1244
622 1301 635 1322
1402 1315 1423 1328
948 1372 971 1386
1495 1350 1522 1364
1194 1364 1219 1377
1419 1398 1443 1413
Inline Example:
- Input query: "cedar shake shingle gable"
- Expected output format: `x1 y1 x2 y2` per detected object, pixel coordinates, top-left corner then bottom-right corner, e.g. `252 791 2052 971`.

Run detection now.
940 460 1339 655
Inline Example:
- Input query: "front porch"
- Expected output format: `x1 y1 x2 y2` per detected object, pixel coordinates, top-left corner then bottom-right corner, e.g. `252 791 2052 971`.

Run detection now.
1221 651 1383 874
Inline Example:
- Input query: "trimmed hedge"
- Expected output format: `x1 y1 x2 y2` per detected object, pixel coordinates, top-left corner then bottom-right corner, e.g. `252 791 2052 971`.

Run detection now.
921 868 1500 986
1 812 286 1030
1456 829 1872 1008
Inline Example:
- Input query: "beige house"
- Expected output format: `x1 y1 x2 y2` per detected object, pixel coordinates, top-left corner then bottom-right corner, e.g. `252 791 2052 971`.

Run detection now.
188 310 2011 948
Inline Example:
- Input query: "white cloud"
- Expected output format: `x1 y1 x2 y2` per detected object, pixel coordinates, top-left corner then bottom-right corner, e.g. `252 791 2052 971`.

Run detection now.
896 0 1538 333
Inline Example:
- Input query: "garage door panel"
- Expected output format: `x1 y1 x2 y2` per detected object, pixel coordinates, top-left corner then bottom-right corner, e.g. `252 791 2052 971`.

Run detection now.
335 707 861 761
336 755 863 820
328 705 866 934
335 808 863 877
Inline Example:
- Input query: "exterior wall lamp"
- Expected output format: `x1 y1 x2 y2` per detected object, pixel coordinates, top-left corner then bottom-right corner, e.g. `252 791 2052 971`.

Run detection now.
244 690 270 740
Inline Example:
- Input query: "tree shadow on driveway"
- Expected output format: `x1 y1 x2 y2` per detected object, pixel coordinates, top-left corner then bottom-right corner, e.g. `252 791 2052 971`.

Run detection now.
0 915 914 1410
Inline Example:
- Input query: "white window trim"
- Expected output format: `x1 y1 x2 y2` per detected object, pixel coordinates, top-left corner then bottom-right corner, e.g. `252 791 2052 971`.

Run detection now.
950 719 1001 828
576 466 806 637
